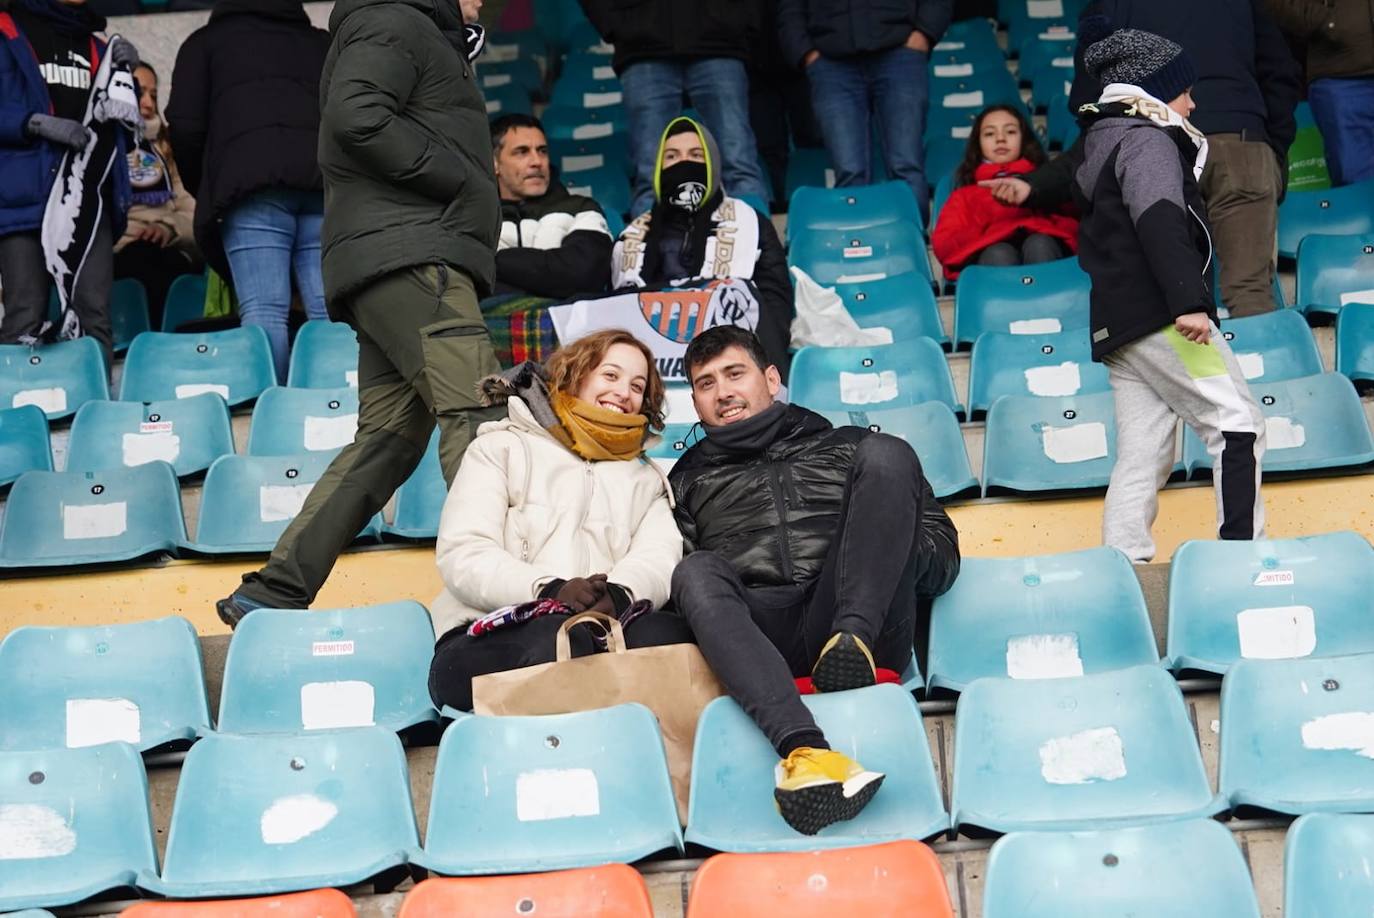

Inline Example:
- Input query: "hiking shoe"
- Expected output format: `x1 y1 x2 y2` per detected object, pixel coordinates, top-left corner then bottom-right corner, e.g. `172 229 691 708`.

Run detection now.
215 591 269 630
811 632 877 693
774 747 884 835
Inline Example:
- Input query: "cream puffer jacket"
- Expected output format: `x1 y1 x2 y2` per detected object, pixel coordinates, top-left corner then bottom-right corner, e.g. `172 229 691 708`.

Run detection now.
431 396 683 640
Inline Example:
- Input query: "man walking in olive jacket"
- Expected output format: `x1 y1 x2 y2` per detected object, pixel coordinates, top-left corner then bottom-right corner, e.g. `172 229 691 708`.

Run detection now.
216 0 507 625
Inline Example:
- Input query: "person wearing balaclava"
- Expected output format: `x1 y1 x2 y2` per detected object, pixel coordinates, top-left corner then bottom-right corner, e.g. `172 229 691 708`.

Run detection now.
1072 24 1266 565
612 116 795 381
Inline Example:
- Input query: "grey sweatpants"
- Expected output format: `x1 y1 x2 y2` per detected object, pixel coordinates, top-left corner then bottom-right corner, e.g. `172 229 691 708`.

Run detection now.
1102 322 1266 562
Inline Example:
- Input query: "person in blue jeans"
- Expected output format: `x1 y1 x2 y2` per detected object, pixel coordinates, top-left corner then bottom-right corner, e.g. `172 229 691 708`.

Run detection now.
579 0 770 217
778 0 953 220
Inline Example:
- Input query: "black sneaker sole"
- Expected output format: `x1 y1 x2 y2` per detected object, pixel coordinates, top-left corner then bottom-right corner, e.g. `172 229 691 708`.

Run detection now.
811 634 877 693
775 772 885 836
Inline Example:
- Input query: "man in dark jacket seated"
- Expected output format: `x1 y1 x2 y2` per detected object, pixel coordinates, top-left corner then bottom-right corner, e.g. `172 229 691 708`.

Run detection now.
668 326 961 836
491 113 612 300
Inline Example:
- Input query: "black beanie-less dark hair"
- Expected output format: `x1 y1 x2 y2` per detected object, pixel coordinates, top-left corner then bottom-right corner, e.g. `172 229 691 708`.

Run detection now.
1082 27 1197 104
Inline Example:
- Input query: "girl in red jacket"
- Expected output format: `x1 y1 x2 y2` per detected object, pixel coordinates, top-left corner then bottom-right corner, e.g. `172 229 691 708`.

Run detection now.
932 104 1079 281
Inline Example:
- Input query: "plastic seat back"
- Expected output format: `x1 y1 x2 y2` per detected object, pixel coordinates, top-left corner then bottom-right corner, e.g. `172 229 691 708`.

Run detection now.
1337 301 1374 387
788 180 924 240
790 338 963 417
0 616 210 752
982 390 1118 496
1217 309 1323 382
929 547 1158 693
686 841 953 917
66 393 234 478
0 338 109 420
484 82 533 117
687 684 948 851
1045 91 1080 149
1295 232 1374 317
0 404 51 487
160 273 207 332
788 222 932 287
1278 180 1374 259
0 743 158 912
814 402 978 499
784 149 837 200
248 386 360 456
550 134 631 177
645 423 699 476
111 277 151 353
1284 814 1374 918
399 866 653 918
562 164 632 219
120 327 275 407
121 888 356 917
287 321 359 389
967 330 1108 417
385 429 446 539
832 271 949 346
476 56 543 95
0 463 185 568
148 729 419 898
951 664 1223 833
953 258 1090 348
218 603 438 735
542 103 626 141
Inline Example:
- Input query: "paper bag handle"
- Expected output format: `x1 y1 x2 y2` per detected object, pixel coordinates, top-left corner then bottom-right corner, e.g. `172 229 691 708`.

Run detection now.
555 610 626 661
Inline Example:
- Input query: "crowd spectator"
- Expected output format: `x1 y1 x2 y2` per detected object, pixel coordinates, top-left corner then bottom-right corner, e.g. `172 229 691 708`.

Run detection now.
428 331 695 712
1266 0 1374 187
931 104 1078 281
1073 27 1265 563
578 0 771 217
114 62 200 330
216 0 507 627
612 116 794 378
491 113 612 300
166 0 330 377
668 326 961 835
778 0 953 219
0 0 138 365
748 0 824 210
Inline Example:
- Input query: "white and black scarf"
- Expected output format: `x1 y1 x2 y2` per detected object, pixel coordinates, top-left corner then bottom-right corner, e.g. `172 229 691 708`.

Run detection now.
39 34 140 343
612 195 762 290
1096 82 1209 180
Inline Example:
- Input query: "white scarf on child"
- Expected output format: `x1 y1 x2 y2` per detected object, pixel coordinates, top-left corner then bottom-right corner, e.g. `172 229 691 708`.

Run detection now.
1098 82 1209 181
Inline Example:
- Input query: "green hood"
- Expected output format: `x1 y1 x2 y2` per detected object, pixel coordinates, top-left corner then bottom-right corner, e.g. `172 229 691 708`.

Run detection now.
652 116 723 207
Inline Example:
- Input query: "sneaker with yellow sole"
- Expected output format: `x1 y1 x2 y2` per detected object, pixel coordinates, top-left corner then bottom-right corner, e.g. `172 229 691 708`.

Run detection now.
774 747 885 835
811 631 877 693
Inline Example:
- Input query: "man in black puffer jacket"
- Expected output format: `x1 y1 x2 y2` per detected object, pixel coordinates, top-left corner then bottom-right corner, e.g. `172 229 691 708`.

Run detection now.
668 326 960 836
216 0 507 627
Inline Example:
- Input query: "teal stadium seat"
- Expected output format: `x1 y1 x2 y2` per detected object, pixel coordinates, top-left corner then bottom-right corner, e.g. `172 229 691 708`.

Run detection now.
930 173 954 227
1277 179 1374 260
940 16 1000 52
928 547 1157 693
110 277 151 353
120 327 276 407
484 83 534 117
982 390 1117 495
1336 302 1374 388
931 70 1022 120
66 393 234 478
0 404 51 487
0 463 185 568
967 330 1109 418
0 337 109 420
0 616 210 752
562 51 618 82
1166 531 1374 675
482 30 548 69
789 223 933 287
288 320 359 389
1045 92 1081 150
160 272 207 332
541 103 626 141
562 164 632 219
927 100 1030 155
1006 16 1076 56
645 423 698 475
687 685 948 851
0 743 158 912
1181 373 1374 477
983 819 1261 918
414 704 683 873
951 664 1224 833
952 257 1090 349
1017 31 1076 87
476 57 543 98
1285 814 1374 918
925 137 967 191
788 180 924 241
384 429 446 539
1215 309 1322 383
832 271 949 347
814 402 979 499
784 148 836 200
146 729 419 898
1295 233 1374 319
217 602 439 735
248 386 360 456
185 451 382 555
550 134 631 178
1030 64 1074 114
549 74 623 111
790 338 963 417
561 18 609 54
1220 652 1374 815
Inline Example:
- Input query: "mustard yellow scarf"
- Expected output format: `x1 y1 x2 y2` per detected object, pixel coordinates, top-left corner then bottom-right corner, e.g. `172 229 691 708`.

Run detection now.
551 390 648 461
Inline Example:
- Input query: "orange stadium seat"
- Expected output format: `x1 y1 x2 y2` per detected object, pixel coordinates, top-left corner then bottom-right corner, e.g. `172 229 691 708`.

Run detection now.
398 865 653 918
120 888 356 916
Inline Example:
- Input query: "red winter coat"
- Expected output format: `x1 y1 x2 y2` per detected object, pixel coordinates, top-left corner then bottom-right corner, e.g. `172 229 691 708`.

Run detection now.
932 158 1080 281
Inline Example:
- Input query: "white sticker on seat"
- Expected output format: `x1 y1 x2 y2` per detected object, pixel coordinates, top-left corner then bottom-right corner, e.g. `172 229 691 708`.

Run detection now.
483 73 512 87
839 370 899 405
1042 421 1108 464
583 91 621 108
593 65 616 80
1052 56 1073 67
1237 605 1316 659
824 168 837 188
1237 352 1265 380
1006 633 1084 679
516 768 601 821
561 154 604 173
13 387 66 413
573 122 615 140
63 502 128 540
1266 416 1306 450
835 272 887 284
261 794 339 844
344 370 359 387
303 414 358 451
1028 0 1064 17
952 125 972 139
300 680 375 730
175 383 229 400
0 804 77 860
665 387 697 425
122 431 181 466
485 99 501 113
1301 712 1374 759
1339 289 1374 307
66 697 141 748
1041 29 1075 40
1039 726 1127 784
942 90 984 108
260 483 313 523
934 40 965 50
1024 362 1082 397
1009 318 1063 335
934 63 973 77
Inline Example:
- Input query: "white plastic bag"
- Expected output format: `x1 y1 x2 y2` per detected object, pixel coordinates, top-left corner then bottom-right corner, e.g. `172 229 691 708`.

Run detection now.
788 266 894 349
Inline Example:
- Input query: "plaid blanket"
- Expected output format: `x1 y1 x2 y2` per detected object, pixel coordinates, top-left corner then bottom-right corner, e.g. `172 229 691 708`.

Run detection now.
481 294 559 367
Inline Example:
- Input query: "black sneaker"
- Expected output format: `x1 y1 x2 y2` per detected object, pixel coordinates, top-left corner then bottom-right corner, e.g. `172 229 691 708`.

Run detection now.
215 592 269 629
810 631 878 693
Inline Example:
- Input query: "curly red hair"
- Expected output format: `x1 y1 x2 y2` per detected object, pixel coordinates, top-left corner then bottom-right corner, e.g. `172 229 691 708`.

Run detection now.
545 330 667 430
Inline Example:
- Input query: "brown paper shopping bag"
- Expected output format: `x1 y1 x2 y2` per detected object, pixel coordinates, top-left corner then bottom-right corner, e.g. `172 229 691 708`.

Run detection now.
471 611 724 824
